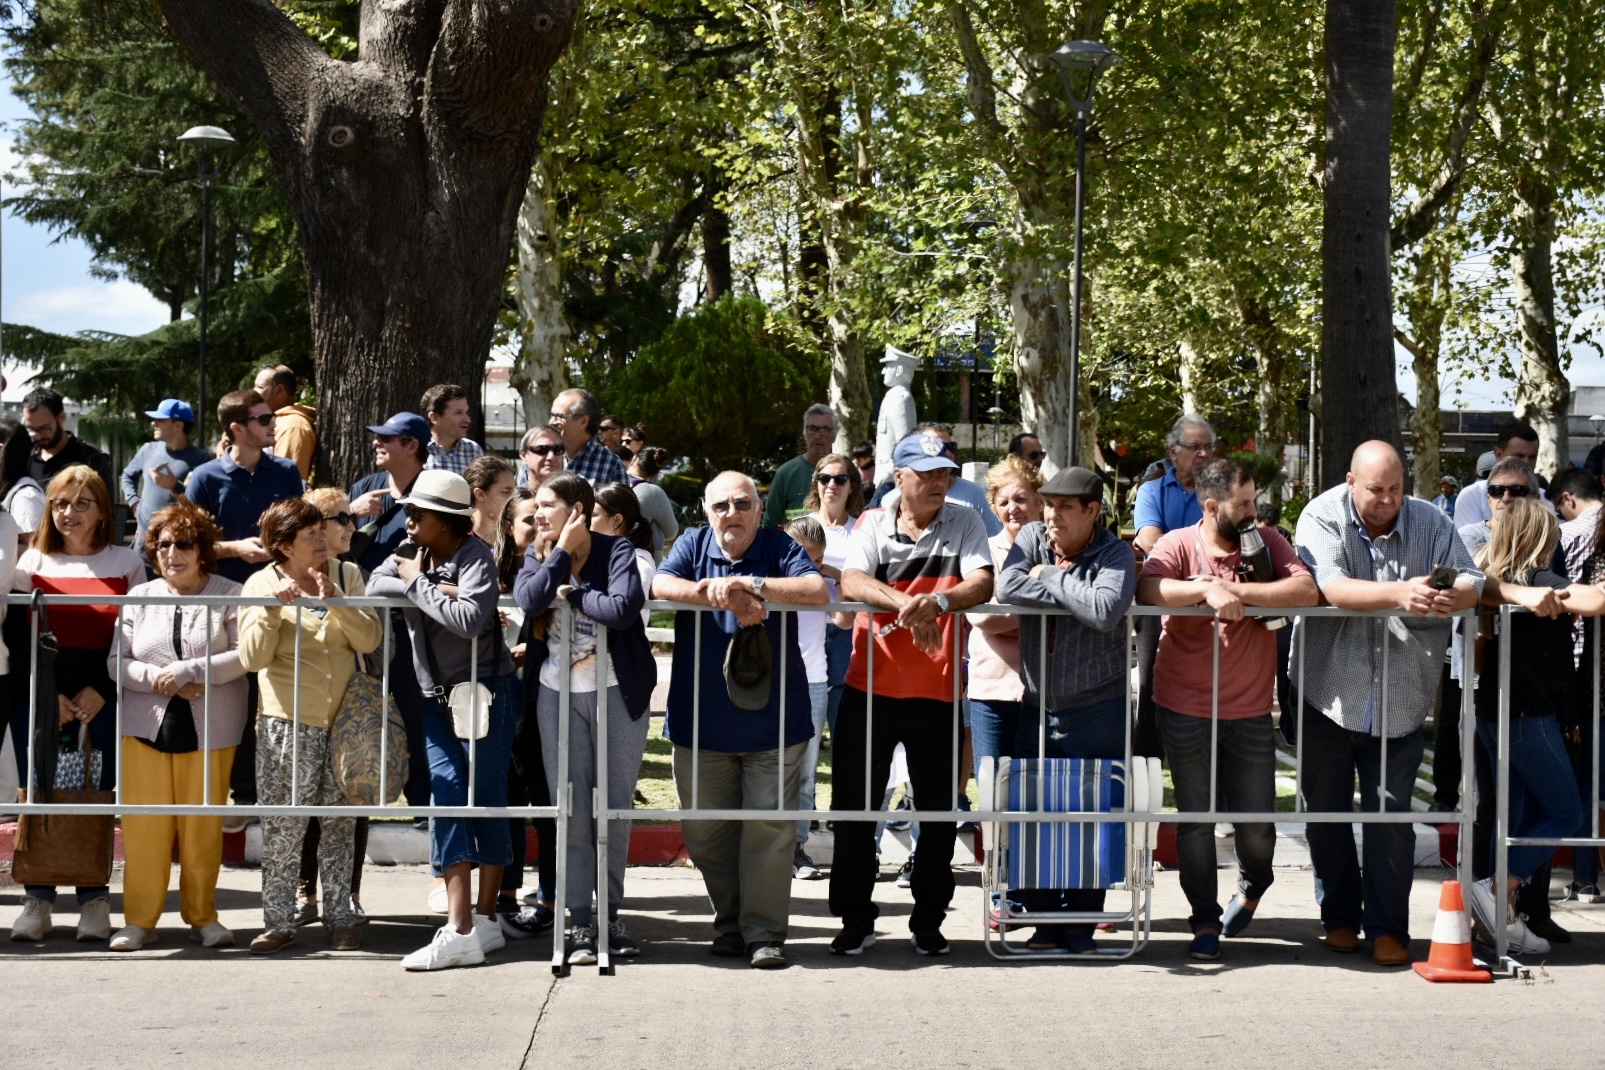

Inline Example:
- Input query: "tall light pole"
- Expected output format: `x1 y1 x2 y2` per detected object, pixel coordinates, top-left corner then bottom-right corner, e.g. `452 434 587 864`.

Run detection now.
178 125 236 439
1048 40 1121 468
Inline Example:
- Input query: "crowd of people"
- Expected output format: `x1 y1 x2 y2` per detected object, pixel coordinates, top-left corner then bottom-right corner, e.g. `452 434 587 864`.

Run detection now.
1 380 1599 972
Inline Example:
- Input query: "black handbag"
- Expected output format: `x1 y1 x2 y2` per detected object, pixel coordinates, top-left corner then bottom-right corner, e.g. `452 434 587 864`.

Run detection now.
150 606 199 754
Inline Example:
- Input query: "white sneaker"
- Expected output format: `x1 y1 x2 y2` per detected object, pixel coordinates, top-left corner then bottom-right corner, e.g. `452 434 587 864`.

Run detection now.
1508 915 1552 957
1467 877 1551 956
77 898 112 942
427 883 448 915
402 925 484 971
190 921 235 948
110 925 156 951
10 898 52 941
474 913 506 954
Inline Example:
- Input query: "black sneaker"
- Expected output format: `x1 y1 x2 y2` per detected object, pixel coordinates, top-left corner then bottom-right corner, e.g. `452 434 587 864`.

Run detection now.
912 929 950 956
710 931 746 957
567 924 598 966
500 903 554 939
895 860 913 888
793 846 822 881
608 918 640 957
830 924 877 956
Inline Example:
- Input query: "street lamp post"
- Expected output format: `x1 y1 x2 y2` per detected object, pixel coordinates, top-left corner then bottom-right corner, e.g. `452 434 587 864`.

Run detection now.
1048 40 1121 468
178 125 236 438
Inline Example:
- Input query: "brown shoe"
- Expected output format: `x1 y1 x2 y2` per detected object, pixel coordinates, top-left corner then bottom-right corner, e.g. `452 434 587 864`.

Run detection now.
1323 927 1360 953
330 926 362 952
249 930 295 956
1371 934 1410 966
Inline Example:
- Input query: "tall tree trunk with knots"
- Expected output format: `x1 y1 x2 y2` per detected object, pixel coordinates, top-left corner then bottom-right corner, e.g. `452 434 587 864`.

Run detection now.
154 0 578 487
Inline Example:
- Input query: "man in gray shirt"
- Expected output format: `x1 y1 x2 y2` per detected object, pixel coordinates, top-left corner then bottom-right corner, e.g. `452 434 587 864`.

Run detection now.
1291 441 1481 967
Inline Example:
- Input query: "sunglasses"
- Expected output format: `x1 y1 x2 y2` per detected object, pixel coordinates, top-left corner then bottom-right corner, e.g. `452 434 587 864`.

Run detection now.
600 424 619 433
621 435 639 444
404 505 427 522
323 512 355 527
816 473 852 486
155 538 197 553
1486 484 1533 499
709 498 754 515
524 443 563 457
1025 450 1046 462
244 413 275 427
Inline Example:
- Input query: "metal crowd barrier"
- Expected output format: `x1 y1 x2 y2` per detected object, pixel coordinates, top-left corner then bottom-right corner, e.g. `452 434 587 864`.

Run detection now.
5 591 1503 974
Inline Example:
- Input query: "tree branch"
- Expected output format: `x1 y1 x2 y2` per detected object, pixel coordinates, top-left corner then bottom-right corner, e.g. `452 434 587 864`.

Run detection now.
1393 325 1422 360
945 2 1018 189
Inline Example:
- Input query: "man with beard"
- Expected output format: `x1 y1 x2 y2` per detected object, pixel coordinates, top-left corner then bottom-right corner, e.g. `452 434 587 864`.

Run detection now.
1137 457 1317 961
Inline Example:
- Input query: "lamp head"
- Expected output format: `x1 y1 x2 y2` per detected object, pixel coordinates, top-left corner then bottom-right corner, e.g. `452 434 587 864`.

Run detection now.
178 125 237 153
1048 40 1122 74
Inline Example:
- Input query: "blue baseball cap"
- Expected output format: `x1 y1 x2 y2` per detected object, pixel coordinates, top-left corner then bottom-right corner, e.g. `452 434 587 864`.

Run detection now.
144 398 196 423
893 432 959 473
367 412 429 443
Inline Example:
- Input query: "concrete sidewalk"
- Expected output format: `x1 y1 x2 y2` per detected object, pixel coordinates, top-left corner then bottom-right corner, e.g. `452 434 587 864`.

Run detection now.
3 856 1604 1069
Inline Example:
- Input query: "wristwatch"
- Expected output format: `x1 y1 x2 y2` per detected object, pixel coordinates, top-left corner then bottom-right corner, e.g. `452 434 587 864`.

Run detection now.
750 575 767 599
934 592 951 614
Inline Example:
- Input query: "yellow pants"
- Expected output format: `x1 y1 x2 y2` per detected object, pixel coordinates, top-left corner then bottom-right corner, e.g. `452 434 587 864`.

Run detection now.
120 738 235 930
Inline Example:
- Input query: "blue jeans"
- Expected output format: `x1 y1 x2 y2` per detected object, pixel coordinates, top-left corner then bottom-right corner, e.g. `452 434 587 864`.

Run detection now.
425 673 518 872
969 698 1022 782
1160 708 1276 932
1011 695 1128 921
1477 716 1583 883
797 681 829 844
1300 704 1423 941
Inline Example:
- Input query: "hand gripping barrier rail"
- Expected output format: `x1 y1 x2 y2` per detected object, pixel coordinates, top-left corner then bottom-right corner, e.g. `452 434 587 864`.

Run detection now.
5 591 1486 973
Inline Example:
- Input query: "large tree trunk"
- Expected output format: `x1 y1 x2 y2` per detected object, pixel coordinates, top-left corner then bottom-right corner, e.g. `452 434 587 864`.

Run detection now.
703 169 734 303
1177 338 1205 416
1005 213 1072 471
1236 292 1290 495
1511 181 1569 477
512 151 571 429
1320 0 1401 476
154 0 577 488
1398 245 1451 495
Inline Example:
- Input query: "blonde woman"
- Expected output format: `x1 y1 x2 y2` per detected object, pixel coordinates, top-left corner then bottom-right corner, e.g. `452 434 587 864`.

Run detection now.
1468 496 1605 955
970 455 1043 773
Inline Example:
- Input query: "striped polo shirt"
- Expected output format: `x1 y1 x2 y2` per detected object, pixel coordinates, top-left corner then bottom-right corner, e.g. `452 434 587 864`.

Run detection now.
843 502 992 702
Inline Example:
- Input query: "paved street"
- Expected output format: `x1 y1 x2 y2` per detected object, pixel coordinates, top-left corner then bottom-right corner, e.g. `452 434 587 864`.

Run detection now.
4 855 1603 1069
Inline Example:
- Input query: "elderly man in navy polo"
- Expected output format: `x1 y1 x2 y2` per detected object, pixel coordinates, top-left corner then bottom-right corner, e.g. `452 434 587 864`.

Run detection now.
652 470 829 969
1130 413 1215 757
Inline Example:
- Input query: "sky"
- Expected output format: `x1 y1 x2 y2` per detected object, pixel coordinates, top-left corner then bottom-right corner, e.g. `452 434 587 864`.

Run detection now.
2 81 1602 415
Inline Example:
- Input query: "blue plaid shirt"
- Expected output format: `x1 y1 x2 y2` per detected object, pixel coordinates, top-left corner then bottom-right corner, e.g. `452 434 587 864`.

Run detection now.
424 436 484 476
568 436 627 487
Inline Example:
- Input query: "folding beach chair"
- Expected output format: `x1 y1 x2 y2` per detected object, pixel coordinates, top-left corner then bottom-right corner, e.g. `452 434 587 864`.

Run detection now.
979 755 1162 960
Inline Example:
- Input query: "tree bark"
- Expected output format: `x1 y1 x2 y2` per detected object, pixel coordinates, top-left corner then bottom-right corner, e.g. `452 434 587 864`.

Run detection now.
1321 0 1402 477
1397 246 1451 495
1177 338 1205 416
512 151 571 429
154 0 577 487
703 169 734 303
1236 292 1290 494
1511 181 1569 477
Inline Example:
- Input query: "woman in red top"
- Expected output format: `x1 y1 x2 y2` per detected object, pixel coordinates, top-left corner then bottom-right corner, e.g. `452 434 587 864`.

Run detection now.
8 465 145 943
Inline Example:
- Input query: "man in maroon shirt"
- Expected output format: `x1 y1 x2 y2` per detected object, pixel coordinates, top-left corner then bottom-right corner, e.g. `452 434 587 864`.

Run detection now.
1137 457 1317 961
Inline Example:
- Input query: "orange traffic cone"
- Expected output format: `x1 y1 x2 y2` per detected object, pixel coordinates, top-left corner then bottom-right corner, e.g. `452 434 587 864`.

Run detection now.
1413 880 1492 983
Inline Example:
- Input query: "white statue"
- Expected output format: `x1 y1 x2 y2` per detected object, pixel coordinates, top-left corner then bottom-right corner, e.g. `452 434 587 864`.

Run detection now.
875 345 918 478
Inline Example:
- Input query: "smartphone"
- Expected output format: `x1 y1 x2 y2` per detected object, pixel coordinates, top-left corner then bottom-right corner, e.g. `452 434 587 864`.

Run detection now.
1428 564 1457 590
154 462 174 478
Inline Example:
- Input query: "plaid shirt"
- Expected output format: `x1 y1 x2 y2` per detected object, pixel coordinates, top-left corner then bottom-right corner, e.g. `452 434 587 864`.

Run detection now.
424 436 484 476
1291 486 1483 737
567 436 627 487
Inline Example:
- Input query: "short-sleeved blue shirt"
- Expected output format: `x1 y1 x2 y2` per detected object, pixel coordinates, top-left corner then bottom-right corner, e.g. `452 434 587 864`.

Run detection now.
656 526 819 753
349 470 419 575
185 450 305 583
1132 466 1202 535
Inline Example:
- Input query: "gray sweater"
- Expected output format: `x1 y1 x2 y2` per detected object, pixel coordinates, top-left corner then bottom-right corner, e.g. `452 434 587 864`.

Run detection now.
368 536 514 692
996 522 1136 711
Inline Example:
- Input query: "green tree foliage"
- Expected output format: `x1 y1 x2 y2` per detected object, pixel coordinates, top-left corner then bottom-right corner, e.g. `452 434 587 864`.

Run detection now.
602 295 825 476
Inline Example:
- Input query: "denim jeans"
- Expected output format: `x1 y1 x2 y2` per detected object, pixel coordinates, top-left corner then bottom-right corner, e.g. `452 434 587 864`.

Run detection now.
1476 716 1583 883
1160 708 1276 933
1010 695 1128 921
425 673 518 872
969 698 1023 782
1300 703 1423 941
797 681 829 843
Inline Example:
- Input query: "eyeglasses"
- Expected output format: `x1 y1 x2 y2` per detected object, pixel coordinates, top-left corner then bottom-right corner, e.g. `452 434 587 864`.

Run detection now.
1179 440 1214 453
709 497 754 515
524 443 563 457
244 412 275 427
548 411 579 423
1487 483 1533 499
155 538 197 553
1025 450 1046 462
816 473 852 486
804 424 836 436
323 512 355 527
49 498 95 514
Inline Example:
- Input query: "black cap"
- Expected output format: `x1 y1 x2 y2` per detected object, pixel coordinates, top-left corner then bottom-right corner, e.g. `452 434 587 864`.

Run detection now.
1039 467 1104 498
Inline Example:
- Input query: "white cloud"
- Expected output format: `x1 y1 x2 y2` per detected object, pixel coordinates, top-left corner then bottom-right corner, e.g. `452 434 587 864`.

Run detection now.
6 279 169 335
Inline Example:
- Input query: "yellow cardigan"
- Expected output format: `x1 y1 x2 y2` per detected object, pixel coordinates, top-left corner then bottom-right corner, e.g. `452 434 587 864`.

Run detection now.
238 559 384 730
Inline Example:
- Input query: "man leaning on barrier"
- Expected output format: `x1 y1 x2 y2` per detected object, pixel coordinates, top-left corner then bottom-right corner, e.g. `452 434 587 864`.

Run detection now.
1137 457 1317 962
651 471 828 970
828 432 994 959
1291 440 1482 967
995 466 1136 955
